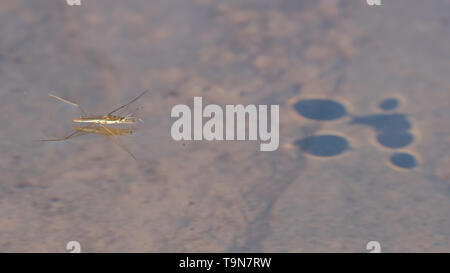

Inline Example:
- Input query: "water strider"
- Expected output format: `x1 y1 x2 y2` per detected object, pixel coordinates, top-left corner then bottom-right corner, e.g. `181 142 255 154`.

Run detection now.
40 90 148 161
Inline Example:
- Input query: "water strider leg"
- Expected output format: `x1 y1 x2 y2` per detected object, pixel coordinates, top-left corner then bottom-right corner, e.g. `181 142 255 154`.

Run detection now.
38 123 96 142
39 130 88 142
107 90 148 116
98 123 138 161
48 93 89 116
120 106 143 123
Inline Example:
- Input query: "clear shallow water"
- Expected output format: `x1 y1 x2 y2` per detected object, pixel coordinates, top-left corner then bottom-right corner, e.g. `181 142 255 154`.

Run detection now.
0 0 449 252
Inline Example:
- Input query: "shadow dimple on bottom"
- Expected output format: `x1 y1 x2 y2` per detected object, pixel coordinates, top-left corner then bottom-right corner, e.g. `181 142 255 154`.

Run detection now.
377 132 414 148
293 99 347 121
294 135 349 157
390 152 417 169
379 98 399 111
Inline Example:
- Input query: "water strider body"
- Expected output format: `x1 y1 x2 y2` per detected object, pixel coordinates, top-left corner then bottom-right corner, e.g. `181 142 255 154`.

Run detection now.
73 115 138 125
